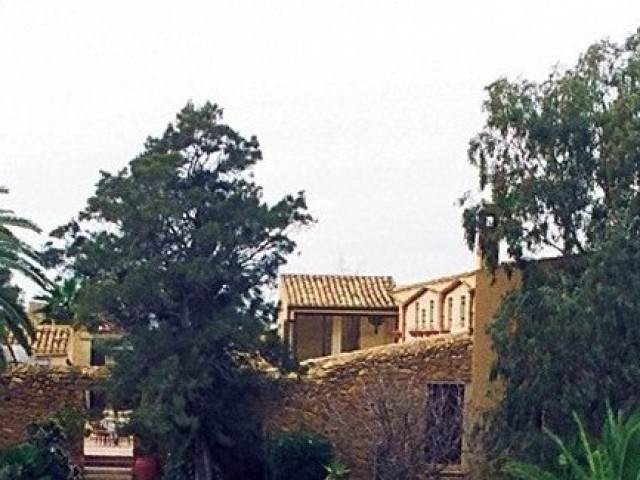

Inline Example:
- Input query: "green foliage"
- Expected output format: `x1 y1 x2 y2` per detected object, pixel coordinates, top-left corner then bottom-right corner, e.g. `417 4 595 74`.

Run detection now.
324 457 350 480
48 101 312 479
266 429 334 480
162 454 196 480
462 28 640 270
0 269 29 365
462 27 640 471
0 187 46 286
51 404 87 446
34 278 81 324
0 444 39 480
0 186 47 367
0 418 81 480
483 211 640 468
505 407 640 480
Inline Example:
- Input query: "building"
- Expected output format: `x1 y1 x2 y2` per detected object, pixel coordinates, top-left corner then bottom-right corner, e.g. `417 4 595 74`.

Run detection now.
272 264 522 477
277 274 399 361
33 324 92 367
4 324 92 367
277 269 481 360
395 270 477 341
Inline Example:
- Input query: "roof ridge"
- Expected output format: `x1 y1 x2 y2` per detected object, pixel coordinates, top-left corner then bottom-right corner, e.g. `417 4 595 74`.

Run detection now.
281 274 397 309
281 273 394 279
394 268 479 293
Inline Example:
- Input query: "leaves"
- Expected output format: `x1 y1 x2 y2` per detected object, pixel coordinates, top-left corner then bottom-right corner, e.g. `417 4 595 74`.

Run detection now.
484 210 640 470
34 278 81 324
462 28 640 270
0 187 46 367
505 407 640 480
51 101 312 479
463 28 640 473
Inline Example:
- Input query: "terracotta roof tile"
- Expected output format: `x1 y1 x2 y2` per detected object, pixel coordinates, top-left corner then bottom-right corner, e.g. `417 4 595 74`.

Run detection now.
31 325 72 357
394 269 479 294
281 274 396 309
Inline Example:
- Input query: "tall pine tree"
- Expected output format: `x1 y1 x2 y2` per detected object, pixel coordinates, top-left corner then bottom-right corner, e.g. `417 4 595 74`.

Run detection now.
50 102 312 479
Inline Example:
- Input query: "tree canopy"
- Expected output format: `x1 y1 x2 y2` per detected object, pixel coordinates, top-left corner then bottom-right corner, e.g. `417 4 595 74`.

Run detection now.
33 278 80 325
463 28 640 471
50 102 312 479
463 28 640 269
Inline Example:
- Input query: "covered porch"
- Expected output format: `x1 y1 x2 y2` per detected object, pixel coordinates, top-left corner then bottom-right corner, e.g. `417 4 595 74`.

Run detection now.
278 274 399 361
286 311 398 361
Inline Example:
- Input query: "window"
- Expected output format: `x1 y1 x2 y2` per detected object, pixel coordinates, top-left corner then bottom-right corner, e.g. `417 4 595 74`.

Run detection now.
429 300 435 329
425 382 464 464
460 296 466 327
414 302 420 329
447 297 453 330
421 309 427 330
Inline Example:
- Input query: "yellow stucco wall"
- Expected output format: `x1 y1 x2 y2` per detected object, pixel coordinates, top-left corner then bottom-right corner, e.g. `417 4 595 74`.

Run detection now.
296 315 330 361
33 327 92 367
359 315 396 349
293 313 397 361
71 328 92 367
469 267 521 415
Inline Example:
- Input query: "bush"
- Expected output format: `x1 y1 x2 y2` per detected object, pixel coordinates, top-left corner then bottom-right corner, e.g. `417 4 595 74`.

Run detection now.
52 404 87 444
0 418 81 480
266 430 333 480
505 406 640 480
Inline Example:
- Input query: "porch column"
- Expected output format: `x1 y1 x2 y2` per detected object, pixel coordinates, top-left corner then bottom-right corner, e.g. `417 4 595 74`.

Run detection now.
331 315 342 355
288 313 298 359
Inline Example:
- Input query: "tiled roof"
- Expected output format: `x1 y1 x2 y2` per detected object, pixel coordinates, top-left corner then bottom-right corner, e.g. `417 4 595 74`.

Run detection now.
394 269 479 294
281 274 397 309
31 325 72 357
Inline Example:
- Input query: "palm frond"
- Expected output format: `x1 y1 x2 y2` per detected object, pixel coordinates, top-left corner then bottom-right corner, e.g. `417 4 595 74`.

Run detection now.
0 186 45 365
504 461 560 480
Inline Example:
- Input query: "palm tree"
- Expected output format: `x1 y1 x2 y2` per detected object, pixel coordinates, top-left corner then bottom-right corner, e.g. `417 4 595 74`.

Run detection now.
0 186 47 366
34 277 80 324
505 406 640 480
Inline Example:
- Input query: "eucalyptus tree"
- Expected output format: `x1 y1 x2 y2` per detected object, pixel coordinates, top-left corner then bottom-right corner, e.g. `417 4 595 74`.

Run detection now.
462 28 640 471
462 28 640 268
49 102 312 480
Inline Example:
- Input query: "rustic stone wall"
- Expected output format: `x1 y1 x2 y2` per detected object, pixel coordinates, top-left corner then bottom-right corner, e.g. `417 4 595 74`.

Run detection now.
0 365 105 448
266 334 472 479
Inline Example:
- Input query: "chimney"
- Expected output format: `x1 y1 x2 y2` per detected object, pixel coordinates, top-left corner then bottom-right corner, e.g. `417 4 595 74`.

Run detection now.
476 204 498 270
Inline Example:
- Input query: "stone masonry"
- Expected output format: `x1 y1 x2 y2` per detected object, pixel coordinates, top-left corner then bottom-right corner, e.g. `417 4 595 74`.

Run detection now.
266 334 473 479
0 365 105 448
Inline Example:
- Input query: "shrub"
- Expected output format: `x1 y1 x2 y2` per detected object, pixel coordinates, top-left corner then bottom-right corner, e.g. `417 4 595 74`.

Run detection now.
0 418 81 480
505 406 640 480
266 429 333 480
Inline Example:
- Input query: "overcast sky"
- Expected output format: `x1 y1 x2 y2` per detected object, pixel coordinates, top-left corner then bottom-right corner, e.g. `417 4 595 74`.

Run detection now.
2 1 640 296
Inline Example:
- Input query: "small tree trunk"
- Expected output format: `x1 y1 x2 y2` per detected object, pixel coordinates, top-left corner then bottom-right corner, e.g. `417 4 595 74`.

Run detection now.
194 434 213 480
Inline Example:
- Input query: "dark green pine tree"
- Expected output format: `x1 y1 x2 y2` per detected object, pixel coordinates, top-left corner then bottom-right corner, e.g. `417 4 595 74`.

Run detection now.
50 102 312 480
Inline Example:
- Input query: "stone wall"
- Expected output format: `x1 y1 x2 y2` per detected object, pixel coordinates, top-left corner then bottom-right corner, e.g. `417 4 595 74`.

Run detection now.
266 334 472 479
0 365 105 448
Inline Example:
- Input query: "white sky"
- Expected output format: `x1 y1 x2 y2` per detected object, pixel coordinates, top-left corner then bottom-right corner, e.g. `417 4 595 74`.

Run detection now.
2 1 640 296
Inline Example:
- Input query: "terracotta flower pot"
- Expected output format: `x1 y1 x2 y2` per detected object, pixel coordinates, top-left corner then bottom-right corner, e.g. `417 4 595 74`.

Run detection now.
133 455 159 480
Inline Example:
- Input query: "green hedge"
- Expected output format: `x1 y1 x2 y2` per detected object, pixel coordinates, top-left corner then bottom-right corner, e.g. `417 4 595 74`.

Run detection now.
266 429 333 480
